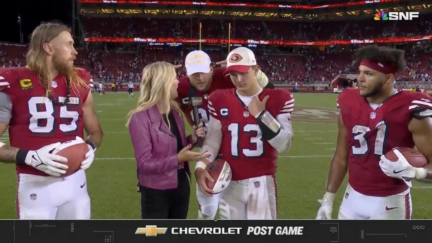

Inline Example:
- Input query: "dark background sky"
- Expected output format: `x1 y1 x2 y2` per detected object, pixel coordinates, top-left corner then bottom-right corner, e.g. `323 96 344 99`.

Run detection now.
0 0 73 43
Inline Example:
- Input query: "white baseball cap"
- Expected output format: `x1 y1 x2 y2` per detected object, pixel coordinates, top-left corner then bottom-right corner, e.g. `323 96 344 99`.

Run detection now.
185 50 212 76
223 47 257 76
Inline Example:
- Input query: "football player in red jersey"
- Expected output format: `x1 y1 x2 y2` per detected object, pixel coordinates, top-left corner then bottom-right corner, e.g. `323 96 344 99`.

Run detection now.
177 50 272 130
194 47 294 219
0 22 103 219
316 45 432 220
177 50 273 220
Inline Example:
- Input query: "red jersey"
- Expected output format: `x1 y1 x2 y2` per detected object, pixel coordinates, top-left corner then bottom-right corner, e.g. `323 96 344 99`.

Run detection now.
208 88 294 180
0 67 92 176
338 88 432 196
177 67 234 127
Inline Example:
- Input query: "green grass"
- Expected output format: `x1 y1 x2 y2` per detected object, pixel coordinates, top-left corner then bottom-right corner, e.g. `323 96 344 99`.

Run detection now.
0 92 431 219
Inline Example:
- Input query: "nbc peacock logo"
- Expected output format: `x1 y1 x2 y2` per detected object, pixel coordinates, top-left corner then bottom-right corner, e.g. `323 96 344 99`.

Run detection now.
374 11 388 20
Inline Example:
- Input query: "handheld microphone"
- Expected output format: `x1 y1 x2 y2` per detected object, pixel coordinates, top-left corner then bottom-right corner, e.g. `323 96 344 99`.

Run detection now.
188 89 204 147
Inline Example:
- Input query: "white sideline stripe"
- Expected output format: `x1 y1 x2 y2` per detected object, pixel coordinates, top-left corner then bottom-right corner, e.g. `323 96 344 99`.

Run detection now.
95 155 334 160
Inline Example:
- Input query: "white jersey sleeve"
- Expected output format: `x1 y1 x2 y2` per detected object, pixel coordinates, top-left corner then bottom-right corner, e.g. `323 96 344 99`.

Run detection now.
0 91 12 124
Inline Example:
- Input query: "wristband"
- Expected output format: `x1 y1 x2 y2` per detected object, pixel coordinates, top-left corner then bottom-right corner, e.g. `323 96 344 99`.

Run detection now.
323 192 336 202
0 141 4 148
256 110 281 140
16 149 29 164
415 168 427 180
195 161 207 171
86 141 96 150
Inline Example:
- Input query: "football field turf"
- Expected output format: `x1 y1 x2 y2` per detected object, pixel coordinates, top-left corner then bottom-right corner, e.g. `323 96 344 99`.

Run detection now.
1 92 431 219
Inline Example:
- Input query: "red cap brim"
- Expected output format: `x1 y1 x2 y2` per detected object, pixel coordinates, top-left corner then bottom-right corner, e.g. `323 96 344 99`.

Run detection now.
223 65 251 76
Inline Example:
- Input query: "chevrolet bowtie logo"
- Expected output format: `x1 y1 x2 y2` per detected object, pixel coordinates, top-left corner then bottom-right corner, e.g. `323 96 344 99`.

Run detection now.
135 225 168 236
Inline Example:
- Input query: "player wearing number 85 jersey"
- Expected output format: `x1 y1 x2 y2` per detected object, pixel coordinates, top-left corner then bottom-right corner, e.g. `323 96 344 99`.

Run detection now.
176 50 273 220
195 47 294 219
316 46 432 220
0 22 103 219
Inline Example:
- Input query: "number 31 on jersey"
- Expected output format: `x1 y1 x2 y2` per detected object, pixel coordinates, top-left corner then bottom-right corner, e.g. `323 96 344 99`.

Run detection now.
352 121 387 156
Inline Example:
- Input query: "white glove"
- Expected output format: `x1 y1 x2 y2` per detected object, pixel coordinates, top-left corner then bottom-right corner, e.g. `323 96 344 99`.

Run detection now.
24 142 68 177
316 192 335 219
379 149 427 186
71 136 96 170
81 144 95 170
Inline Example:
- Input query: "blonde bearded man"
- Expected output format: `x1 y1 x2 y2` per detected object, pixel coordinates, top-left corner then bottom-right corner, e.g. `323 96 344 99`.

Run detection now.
0 22 103 219
175 50 273 219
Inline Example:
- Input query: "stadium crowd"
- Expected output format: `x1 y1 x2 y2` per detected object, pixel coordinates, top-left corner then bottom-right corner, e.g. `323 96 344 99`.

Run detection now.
1 15 432 88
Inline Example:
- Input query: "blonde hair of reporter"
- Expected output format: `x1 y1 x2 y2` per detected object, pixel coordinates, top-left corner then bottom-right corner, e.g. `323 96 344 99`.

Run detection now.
126 61 180 127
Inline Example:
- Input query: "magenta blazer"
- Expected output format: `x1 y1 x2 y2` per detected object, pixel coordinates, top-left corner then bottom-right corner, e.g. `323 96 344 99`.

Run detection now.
129 105 192 190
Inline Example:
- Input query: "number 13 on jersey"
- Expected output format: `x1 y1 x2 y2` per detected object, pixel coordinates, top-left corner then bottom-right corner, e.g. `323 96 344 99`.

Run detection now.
228 123 264 157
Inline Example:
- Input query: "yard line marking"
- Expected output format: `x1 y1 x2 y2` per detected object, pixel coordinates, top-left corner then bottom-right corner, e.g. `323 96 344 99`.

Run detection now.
296 131 336 133
95 103 123 106
412 186 432 189
95 155 334 160
100 119 126 121
103 130 337 134
101 118 339 125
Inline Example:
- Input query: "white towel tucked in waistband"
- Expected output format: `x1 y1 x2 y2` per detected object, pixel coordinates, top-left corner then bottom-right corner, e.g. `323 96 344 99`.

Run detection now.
247 176 272 219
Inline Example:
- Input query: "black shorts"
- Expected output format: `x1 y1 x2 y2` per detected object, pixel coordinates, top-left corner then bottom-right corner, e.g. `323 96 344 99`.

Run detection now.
128 88 133 93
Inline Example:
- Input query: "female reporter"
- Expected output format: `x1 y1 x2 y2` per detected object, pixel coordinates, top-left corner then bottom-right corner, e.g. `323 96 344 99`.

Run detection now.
126 62 207 219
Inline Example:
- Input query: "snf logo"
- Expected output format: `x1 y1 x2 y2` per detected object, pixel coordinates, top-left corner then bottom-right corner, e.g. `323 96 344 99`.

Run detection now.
374 11 419 21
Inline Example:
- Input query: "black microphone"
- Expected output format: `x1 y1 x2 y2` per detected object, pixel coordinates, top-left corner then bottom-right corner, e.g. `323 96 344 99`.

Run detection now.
188 89 204 147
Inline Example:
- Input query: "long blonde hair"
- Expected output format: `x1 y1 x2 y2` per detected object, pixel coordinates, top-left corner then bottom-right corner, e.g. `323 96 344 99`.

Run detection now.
126 61 180 127
26 21 87 96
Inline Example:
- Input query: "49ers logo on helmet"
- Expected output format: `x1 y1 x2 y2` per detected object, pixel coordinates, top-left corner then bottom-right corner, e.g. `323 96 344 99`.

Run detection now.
229 53 242 63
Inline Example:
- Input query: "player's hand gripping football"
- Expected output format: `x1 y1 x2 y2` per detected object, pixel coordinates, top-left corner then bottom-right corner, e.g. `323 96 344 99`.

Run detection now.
191 122 206 144
379 149 416 183
24 142 69 177
195 160 214 197
79 136 96 170
248 95 269 117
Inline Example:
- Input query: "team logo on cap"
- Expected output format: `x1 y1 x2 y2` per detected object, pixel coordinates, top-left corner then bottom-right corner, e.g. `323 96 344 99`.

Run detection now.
229 53 243 63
